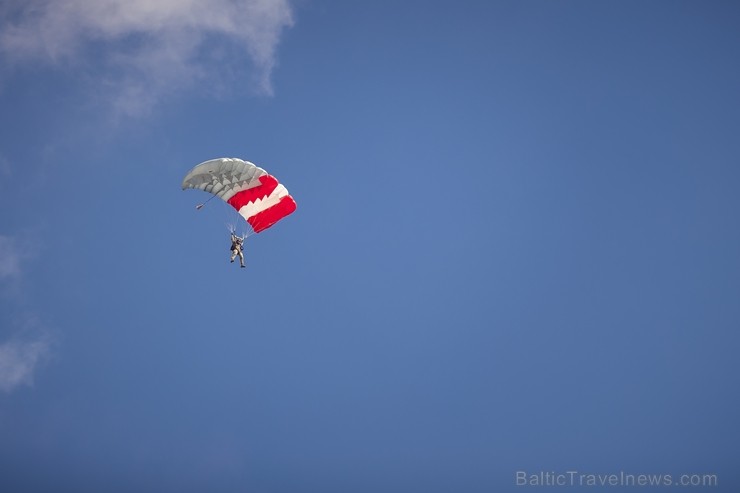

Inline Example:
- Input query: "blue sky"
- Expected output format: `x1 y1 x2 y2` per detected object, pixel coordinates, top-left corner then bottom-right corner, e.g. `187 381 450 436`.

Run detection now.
1 1 739 492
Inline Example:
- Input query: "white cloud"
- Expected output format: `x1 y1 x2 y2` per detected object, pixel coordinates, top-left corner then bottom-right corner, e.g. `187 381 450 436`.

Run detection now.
0 235 52 393
0 0 294 115
0 235 23 280
0 335 51 393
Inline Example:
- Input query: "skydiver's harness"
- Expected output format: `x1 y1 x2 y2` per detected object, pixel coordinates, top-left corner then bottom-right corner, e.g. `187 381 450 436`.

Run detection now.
231 235 244 252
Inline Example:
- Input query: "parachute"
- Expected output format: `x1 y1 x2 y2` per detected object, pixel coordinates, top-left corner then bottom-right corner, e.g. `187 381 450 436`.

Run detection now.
182 157 297 235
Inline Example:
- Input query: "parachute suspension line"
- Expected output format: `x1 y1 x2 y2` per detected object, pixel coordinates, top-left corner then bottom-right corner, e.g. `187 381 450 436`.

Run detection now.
233 222 254 239
224 211 253 239
195 194 218 210
225 222 251 241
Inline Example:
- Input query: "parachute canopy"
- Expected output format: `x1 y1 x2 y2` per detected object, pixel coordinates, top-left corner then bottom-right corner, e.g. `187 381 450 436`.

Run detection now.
182 158 297 233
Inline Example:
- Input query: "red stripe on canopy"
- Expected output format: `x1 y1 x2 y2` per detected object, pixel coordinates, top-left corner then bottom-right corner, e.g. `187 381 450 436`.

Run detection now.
247 195 297 233
227 175 278 210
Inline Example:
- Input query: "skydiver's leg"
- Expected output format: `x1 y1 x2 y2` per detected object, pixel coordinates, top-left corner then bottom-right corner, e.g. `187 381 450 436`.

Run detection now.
230 249 237 263
238 250 245 267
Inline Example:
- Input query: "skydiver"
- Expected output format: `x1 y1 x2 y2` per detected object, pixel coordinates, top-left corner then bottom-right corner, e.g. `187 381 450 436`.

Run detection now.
230 232 246 268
